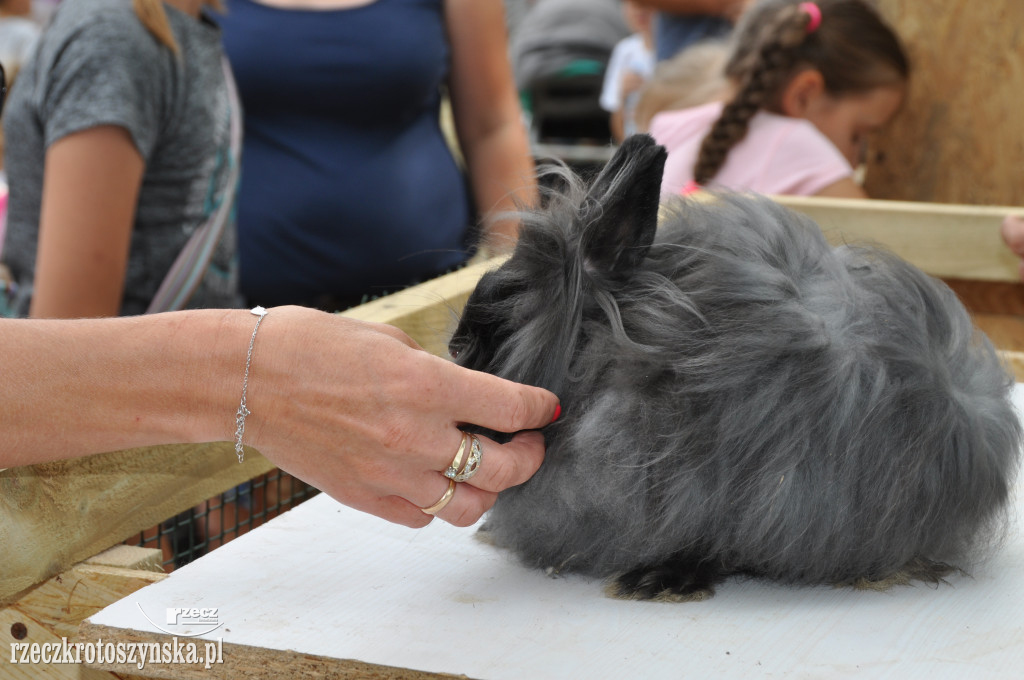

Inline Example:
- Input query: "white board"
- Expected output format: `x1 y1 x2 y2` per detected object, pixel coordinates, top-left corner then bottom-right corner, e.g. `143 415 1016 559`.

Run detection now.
85 388 1024 679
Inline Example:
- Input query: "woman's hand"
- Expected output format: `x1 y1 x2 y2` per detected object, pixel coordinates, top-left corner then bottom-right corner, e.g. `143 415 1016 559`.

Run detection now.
1000 215 1024 280
246 306 560 528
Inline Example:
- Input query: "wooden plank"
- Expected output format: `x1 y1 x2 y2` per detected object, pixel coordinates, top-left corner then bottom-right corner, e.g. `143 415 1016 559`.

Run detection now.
774 196 1023 282
76 625 464 680
0 446 274 606
83 546 164 575
339 257 505 357
866 1 1024 206
81 383 1024 680
1 555 166 680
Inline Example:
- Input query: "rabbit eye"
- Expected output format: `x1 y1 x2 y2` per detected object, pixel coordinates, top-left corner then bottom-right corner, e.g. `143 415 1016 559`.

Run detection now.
448 333 470 361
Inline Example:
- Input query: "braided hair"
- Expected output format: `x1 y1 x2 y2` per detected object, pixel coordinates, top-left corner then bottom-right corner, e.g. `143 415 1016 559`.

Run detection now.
693 0 909 186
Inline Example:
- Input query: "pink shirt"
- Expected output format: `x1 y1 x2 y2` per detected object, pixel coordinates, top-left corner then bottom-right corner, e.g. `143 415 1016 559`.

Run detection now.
650 101 852 197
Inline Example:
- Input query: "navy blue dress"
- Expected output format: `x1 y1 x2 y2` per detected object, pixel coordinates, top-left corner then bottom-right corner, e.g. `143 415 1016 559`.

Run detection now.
220 0 471 308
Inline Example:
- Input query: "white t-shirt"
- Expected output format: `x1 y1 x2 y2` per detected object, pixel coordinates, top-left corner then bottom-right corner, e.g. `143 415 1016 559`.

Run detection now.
0 17 41 73
650 101 853 196
600 33 655 112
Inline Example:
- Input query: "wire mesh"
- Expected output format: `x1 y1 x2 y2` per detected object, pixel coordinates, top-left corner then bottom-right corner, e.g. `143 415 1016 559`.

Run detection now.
127 469 319 571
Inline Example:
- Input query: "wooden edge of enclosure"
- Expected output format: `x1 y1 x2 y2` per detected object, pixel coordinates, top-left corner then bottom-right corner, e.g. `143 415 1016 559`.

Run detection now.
774 195 1024 283
1 547 167 680
0 445 274 606
76 622 471 680
2 197 1022 606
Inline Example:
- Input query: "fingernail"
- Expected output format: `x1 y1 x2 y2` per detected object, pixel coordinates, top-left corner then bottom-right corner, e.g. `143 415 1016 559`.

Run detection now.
550 404 562 424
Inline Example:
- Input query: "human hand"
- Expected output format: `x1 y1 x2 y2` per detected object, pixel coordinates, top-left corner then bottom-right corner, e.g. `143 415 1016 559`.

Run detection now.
1000 215 1024 280
620 70 647 100
245 306 560 528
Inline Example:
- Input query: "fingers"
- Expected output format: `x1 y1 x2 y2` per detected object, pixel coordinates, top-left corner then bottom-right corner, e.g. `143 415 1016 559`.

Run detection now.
1002 215 1024 255
407 430 547 527
460 430 546 493
440 361 561 434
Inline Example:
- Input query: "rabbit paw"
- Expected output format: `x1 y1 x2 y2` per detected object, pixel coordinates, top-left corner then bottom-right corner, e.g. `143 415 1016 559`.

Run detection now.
605 553 727 602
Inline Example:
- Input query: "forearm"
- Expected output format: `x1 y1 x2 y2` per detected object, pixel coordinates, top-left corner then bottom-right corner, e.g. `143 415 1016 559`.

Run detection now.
0 310 245 467
462 122 538 252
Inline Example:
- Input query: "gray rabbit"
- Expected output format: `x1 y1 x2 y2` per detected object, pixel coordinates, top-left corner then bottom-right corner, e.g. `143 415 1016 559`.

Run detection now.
450 135 1021 601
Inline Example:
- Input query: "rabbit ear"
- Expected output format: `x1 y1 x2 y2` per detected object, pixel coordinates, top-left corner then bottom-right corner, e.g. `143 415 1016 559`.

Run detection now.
578 134 667 278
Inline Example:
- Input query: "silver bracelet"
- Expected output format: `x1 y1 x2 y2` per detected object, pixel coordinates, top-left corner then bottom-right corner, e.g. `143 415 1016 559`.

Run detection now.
235 306 268 463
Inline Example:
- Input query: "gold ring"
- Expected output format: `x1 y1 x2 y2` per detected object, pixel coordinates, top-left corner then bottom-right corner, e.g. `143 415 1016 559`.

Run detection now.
421 479 456 515
450 434 482 482
443 432 471 480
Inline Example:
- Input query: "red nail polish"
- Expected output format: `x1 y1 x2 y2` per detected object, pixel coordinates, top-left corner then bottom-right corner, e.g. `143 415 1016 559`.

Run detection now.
550 404 562 423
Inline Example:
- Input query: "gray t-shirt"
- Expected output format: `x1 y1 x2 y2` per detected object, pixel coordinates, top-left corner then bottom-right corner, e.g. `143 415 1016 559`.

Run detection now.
1 0 239 316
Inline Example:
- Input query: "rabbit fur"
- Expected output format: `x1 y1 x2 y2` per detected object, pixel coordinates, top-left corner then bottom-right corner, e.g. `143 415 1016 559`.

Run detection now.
450 135 1022 600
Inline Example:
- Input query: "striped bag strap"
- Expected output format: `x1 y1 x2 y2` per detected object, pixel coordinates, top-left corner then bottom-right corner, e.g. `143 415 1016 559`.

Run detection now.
146 56 242 314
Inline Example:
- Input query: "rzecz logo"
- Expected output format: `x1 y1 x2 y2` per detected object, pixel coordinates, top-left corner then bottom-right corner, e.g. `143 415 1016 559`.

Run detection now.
136 604 224 637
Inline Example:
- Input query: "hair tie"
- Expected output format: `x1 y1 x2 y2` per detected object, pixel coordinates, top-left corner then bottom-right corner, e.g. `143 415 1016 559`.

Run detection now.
799 2 822 33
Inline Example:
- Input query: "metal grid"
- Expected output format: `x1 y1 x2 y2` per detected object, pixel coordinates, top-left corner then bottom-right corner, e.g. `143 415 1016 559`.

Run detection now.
128 470 319 571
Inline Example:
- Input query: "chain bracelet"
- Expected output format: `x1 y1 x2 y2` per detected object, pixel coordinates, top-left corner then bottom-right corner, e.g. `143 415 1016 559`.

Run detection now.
235 306 268 463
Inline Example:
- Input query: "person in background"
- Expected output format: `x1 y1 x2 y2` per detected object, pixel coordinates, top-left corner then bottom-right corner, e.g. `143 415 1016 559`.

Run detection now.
651 0 908 198
512 0 628 93
0 0 38 82
219 0 536 311
600 0 656 142
503 0 536 44
631 0 748 62
0 0 40 243
1 0 239 319
632 40 729 134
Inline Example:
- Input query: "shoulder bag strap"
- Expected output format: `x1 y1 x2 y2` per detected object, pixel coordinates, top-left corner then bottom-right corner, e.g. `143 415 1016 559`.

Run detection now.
146 56 242 314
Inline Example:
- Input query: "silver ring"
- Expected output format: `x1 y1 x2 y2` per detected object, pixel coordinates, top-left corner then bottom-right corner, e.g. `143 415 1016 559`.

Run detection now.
446 433 482 482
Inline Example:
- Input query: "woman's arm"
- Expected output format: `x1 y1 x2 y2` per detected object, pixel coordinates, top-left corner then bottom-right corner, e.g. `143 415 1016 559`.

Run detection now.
0 307 559 527
30 125 144 318
445 0 537 253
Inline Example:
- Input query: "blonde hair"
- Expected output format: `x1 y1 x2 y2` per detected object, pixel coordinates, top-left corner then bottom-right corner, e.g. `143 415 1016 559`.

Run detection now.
633 41 730 134
132 0 224 55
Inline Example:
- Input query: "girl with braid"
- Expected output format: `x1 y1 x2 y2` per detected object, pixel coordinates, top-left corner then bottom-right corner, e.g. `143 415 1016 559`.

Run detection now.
650 0 908 198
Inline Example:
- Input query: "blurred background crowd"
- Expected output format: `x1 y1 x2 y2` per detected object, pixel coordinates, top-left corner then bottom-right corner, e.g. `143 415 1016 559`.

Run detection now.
0 0 1020 320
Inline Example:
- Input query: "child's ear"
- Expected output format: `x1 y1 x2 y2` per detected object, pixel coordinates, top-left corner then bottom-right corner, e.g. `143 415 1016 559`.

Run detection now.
578 134 667 279
780 68 826 117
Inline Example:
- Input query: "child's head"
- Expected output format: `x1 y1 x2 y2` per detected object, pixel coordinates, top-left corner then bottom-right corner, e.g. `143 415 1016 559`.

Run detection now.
622 1 655 38
695 0 909 185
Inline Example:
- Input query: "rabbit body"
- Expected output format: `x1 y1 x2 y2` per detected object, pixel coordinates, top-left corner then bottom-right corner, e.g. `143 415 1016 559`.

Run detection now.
450 136 1021 599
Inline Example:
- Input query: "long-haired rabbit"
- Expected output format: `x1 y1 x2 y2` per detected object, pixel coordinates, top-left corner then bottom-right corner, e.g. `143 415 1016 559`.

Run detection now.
450 134 1021 601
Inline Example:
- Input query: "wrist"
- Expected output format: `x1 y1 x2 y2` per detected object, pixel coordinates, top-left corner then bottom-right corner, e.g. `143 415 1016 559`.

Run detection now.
177 308 267 447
